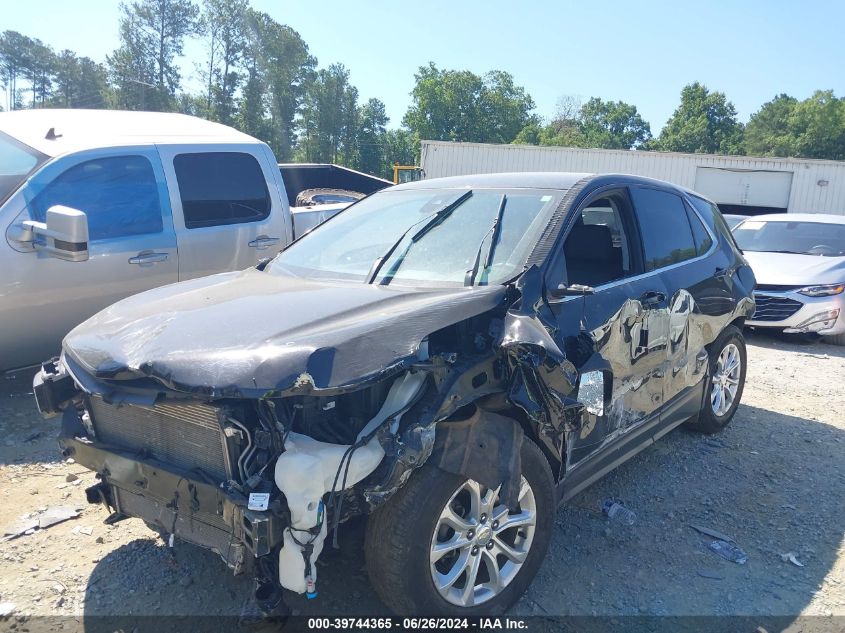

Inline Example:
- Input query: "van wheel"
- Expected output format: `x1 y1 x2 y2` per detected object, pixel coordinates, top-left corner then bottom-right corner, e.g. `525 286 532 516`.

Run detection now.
365 438 554 615
686 325 747 434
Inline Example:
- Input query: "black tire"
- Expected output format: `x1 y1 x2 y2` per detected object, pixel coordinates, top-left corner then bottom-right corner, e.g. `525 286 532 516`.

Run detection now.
822 332 845 346
686 324 747 434
365 437 554 615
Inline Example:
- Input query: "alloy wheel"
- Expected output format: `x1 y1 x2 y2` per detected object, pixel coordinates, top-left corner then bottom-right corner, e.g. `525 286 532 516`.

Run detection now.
710 342 741 417
429 476 536 607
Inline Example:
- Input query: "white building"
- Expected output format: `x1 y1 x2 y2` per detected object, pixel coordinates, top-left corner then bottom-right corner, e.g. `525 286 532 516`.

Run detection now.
420 140 845 216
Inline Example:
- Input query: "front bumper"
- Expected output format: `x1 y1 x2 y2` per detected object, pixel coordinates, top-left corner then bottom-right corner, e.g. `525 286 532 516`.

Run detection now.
57 408 287 573
748 290 845 336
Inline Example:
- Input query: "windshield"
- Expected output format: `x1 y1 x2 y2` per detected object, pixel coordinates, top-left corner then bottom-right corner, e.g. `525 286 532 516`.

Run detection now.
269 187 563 286
0 131 47 206
733 219 845 257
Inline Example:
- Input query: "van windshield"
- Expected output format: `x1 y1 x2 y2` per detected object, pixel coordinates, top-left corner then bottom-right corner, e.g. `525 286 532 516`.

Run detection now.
0 131 47 205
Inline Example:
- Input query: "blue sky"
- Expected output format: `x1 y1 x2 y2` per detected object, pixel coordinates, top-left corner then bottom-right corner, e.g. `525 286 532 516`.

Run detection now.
4 0 845 133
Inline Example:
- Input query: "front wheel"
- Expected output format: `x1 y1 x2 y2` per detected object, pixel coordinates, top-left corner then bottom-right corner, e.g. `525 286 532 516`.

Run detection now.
686 325 747 434
822 332 845 346
365 437 554 615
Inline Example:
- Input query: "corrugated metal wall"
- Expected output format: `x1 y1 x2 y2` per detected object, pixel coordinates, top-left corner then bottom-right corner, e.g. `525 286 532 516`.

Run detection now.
420 141 845 215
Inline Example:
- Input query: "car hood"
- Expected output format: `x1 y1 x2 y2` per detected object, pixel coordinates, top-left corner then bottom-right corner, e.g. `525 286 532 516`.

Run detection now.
62 268 506 397
742 251 845 286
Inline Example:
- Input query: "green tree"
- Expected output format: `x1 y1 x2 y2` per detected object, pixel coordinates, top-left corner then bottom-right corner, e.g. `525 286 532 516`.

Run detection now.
22 38 56 107
652 82 744 154
297 63 359 164
51 51 109 108
109 0 200 110
579 97 651 149
200 0 247 124
239 11 315 160
0 31 34 110
788 90 845 160
513 120 543 145
743 94 798 157
403 63 535 143
384 128 419 177
355 98 389 176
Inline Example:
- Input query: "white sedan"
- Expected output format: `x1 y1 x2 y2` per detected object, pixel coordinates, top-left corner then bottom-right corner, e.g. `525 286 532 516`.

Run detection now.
733 213 845 345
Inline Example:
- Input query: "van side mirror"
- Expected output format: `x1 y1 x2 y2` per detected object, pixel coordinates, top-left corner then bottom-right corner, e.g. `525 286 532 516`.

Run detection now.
21 206 89 262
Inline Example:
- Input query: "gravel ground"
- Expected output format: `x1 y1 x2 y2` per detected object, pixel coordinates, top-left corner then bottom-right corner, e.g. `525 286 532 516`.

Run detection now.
1 330 843 628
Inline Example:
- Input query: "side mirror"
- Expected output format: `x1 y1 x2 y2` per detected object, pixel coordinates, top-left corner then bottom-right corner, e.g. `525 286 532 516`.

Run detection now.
20 206 89 262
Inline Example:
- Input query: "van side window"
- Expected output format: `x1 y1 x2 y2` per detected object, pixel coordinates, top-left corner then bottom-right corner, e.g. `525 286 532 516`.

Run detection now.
685 201 713 255
630 187 697 271
174 152 270 229
30 155 163 241
563 191 640 287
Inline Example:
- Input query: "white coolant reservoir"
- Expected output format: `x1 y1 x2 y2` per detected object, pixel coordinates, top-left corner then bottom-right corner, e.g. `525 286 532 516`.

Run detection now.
273 371 427 594
274 433 385 593
275 433 385 529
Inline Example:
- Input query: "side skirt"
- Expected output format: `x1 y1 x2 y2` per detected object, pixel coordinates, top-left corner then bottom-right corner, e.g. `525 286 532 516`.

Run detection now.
556 379 706 504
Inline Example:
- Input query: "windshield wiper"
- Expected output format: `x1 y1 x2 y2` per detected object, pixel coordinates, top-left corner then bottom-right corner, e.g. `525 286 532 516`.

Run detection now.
366 190 473 284
464 194 507 287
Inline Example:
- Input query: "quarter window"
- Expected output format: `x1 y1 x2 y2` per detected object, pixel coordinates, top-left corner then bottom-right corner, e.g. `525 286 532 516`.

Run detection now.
30 155 163 241
174 152 271 229
630 187 697 271
685 202 713 255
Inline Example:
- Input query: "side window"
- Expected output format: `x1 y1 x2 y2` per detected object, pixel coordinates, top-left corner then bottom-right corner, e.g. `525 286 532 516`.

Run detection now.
30 155 163 241
689 194 739 249
563 191 640 287
685 202 713 255
630 187 697 271
173 152 270 229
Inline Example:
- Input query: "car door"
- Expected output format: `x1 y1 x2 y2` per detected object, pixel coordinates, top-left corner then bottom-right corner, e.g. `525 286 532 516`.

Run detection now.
546 187 670 468
157 144 285 281
628 185 715 429
1 147 178 369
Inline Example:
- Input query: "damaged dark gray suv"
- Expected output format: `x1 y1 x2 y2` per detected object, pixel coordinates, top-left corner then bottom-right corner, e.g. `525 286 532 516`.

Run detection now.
34 172 756 615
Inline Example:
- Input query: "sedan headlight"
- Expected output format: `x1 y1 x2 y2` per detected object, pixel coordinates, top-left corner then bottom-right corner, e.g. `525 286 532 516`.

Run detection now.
797 283 845 297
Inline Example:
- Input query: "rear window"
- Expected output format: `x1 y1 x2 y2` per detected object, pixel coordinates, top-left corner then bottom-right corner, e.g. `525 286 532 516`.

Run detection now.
630 187 698 271
174 152 270 229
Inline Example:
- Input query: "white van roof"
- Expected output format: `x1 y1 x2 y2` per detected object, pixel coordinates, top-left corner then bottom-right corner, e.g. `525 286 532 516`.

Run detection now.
0 109 259 157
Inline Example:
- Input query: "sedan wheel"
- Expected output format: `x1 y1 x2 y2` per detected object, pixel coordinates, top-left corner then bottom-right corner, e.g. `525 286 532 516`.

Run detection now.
430 477 536 607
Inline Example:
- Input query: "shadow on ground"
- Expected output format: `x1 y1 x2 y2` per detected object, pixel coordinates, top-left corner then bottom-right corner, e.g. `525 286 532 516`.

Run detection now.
73 401 844 631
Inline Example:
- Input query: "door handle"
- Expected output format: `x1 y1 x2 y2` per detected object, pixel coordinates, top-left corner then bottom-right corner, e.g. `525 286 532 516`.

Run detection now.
248 235 281 250
714 266 730 279
639 291 666 307
128 251 168 265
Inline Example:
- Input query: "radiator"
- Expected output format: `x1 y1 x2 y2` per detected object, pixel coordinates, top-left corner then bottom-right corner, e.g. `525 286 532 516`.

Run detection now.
88 395 231 481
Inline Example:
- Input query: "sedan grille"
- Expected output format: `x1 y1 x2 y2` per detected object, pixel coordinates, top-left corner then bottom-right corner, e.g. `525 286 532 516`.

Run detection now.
752 293 803 322
88 395 230 481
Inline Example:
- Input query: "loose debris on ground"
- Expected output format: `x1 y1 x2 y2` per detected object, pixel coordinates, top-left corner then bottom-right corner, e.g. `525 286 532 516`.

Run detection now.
0 331 843 622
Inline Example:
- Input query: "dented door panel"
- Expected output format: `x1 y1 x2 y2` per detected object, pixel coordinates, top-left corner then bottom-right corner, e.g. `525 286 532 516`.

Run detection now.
549 275 671 469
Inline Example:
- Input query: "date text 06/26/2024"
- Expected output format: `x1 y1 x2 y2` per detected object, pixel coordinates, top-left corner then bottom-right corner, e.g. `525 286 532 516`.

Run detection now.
306 618 529 630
